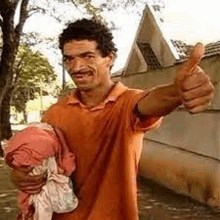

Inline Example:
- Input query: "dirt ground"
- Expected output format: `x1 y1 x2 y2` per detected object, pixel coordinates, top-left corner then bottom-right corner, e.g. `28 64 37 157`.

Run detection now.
1 158 220 220
0 158 19 220
138 177 220 220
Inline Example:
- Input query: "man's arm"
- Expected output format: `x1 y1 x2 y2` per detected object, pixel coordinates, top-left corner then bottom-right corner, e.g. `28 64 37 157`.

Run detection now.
137 43 214 117
137 84 182 116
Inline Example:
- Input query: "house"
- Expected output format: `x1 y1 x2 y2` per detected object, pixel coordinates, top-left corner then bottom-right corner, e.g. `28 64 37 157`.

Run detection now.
112 3 220 207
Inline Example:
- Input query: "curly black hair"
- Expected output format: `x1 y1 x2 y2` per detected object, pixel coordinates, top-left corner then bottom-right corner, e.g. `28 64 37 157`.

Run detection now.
59 19 117 58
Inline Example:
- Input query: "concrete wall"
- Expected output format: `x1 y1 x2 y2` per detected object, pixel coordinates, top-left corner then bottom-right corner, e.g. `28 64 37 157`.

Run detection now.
125 43 148 75
114 55 220 207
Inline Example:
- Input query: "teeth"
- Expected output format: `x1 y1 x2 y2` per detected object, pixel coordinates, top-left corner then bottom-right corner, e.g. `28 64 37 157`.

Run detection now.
73 73 90 78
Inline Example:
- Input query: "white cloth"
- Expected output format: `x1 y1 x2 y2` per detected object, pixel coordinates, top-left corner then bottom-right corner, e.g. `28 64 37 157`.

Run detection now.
29 157 78 220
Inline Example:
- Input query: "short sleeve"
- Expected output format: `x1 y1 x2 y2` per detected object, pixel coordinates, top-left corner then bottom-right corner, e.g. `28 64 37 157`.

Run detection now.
130 91 163 132
41 103 61 125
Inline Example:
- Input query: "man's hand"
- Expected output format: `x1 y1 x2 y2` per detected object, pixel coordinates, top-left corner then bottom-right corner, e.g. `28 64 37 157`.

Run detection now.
175 43 214 113
137 43 214 117
11 167 46 194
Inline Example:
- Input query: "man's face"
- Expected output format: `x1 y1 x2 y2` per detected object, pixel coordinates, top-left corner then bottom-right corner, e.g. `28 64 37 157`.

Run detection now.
63 40 113 91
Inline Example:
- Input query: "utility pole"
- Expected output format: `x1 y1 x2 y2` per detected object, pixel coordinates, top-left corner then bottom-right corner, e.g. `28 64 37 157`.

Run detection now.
39 79 43 116
62 62 66 90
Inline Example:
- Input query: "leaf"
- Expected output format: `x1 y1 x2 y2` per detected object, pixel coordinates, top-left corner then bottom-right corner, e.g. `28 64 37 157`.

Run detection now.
11 44 57 113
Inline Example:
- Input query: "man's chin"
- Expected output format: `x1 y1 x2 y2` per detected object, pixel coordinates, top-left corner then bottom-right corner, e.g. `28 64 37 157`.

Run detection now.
76 84 94 91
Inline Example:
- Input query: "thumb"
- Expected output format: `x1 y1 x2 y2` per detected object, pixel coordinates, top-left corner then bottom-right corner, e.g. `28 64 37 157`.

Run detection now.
182 42 204 74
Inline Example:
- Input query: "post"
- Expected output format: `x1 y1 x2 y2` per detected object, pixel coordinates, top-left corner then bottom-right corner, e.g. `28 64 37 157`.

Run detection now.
62 62 66 90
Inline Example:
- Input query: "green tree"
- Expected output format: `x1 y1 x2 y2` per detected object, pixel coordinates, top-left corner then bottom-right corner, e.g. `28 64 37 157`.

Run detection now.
2 44 56 140
0 0 30 156
0 0 64 156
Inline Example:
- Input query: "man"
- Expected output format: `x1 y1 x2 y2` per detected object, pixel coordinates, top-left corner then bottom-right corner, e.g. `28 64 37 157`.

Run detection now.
11 19 214 220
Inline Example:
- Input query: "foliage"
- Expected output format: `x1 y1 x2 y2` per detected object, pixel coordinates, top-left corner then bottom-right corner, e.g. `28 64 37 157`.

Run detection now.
67 0 165 20
11 44 57 113
57 81 76 99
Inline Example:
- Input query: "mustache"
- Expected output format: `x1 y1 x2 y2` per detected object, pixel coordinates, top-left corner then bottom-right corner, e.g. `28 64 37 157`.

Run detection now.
71 70 92 75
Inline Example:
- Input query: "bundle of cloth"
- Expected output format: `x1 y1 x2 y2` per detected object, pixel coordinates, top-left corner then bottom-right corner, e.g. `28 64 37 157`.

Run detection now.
4 122 78 220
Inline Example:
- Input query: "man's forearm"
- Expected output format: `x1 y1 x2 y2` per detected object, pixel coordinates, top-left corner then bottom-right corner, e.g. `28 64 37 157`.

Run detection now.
137 84 182 116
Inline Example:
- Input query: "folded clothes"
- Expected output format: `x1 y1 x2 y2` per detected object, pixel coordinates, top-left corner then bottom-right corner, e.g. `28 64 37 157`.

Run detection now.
5 122 78 220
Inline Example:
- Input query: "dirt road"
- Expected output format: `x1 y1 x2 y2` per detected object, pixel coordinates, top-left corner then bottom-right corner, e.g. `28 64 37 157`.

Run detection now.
1 159 220 220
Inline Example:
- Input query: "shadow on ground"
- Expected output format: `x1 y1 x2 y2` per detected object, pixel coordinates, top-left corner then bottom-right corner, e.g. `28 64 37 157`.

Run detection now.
138 176 220 220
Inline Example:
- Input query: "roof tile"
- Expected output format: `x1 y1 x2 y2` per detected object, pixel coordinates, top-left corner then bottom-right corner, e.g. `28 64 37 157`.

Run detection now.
171 40 220 63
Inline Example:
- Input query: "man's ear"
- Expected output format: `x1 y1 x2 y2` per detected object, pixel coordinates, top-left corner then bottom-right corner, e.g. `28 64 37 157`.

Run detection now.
106 52 115 68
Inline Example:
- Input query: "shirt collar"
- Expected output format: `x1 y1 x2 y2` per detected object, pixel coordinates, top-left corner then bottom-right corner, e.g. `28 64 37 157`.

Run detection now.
67 82 127 109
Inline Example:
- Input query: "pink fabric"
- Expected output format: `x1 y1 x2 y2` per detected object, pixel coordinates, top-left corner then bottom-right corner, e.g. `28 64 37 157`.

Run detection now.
5 123 76 220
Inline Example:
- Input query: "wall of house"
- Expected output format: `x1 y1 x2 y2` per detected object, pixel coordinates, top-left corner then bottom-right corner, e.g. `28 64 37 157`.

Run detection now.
124 43 148 75
113 55 220 207
123 4 178 76
136 4 177 67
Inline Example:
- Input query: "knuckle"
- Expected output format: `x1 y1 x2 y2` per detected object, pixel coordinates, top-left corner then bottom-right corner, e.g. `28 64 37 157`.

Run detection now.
181 92 190 101
184 101 193 109
210 82 215 91
188 108 197 114
199 74 208 84
181 92 188 100
206 84 214 95
210 92 214 99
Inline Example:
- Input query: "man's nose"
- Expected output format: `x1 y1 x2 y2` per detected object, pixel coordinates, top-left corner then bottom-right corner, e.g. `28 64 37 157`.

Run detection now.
71 57 85 72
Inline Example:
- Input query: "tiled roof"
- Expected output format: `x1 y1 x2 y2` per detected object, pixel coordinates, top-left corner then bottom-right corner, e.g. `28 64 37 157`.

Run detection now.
170 40 193 62
138 40 220 68
112 40 220 77
204 41 220 57
171 40 220 63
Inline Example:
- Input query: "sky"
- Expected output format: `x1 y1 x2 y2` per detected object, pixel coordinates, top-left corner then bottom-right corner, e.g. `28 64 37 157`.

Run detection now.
20 0 220 82
162 0 220 44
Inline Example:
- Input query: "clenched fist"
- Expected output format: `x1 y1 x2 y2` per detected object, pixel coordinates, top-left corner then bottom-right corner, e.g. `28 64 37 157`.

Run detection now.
175 43 214 113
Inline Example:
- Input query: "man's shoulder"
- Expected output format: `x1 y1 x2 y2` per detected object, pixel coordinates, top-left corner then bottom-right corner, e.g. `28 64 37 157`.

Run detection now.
42 92 75 116
48 95 69 110
126 87 144 93
121 86 145 99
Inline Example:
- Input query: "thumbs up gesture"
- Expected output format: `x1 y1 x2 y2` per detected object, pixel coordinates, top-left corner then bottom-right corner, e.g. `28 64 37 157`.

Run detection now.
174 43 214 113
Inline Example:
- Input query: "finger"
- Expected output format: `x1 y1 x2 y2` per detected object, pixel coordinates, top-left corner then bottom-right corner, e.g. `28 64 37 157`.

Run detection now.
182 43 205 75
187 103 210 114
12 170 46 182
26 172 47 181
181 67 209 91
20 181 46 194
18 177 46 187
181 81 214 101
184 93 213 110
18 166 34 173
10 169 46 188
24 189 42 194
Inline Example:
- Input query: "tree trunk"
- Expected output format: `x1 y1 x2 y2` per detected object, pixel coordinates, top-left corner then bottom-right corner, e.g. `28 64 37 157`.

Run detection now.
0 4 18 157
23 110 27 124
1 86 13 140
0 142 4 157
0 0 29 156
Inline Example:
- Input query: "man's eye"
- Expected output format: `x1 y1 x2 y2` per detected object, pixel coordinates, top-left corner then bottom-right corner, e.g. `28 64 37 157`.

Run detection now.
85 54 94 59
63 57 72 62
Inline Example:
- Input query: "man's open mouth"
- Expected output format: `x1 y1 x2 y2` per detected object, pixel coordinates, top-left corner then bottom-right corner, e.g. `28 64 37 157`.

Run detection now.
72 71 93 79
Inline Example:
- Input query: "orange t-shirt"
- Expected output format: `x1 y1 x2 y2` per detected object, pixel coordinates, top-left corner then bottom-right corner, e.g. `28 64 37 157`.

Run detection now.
42 82 161 220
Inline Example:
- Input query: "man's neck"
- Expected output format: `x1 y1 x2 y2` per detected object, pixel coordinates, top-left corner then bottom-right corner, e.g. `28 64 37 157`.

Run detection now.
79 81 115 109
